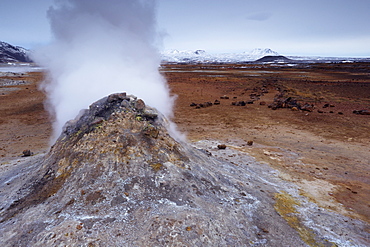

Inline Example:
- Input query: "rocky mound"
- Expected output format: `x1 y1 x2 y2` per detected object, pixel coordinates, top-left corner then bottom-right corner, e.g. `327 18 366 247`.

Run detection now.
255 55 293 63
0 93 367 246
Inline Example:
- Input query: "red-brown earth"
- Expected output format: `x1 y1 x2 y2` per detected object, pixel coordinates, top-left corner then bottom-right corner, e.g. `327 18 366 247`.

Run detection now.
1 62 369 224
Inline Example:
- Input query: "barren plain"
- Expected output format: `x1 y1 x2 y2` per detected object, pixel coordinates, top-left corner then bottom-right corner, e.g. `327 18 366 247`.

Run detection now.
1 62 370 226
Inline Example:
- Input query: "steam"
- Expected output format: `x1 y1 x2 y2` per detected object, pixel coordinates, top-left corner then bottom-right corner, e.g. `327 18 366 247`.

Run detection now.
33 0 175 141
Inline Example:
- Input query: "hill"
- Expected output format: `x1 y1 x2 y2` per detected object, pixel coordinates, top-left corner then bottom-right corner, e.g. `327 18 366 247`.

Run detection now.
0 41 32 63
255 55 293 63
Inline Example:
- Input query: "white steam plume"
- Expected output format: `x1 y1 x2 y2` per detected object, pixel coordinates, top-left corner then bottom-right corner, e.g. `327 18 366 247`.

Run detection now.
33 0 175 141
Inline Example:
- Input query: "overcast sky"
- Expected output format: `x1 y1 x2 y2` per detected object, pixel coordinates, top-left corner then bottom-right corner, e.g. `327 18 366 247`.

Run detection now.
1 0 369 56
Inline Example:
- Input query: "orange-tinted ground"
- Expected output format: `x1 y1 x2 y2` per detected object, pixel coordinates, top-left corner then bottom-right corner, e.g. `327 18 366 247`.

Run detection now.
0 62 369 223
163 63 370 223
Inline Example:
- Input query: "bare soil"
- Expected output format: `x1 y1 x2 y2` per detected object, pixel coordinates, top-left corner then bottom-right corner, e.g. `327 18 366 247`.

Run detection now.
0 62 369 223
163 62 370 223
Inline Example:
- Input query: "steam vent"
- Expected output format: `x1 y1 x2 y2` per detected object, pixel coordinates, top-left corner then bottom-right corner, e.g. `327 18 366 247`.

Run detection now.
0 93 368 246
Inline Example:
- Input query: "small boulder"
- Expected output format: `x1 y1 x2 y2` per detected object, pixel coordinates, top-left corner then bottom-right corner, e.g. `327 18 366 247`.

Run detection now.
22 150 33 157
217 144 227 149
135 99 145 111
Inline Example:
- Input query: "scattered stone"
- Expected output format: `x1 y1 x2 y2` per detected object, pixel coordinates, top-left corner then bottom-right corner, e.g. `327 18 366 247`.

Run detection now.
268 92 310 111
338 112 344 115
317 110 324 113
232 101 246 106
217 144 227 149
191 102 213 108
259 101 266 105
301 103 314 112
220 95 229 99
214 99 220 105
247 140 253 146
353 109 370 115
22 150 33 157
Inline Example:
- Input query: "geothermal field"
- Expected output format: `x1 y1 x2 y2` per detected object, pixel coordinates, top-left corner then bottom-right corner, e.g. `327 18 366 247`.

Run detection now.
0 61 369 245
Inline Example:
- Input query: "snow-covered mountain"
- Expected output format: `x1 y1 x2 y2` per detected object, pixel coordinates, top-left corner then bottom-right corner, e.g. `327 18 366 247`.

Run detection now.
0 41 32 63
248 48 279 57
160 48 369 64
161 48 280 63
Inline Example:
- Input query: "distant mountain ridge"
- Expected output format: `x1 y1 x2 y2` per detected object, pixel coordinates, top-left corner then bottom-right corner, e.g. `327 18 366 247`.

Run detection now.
160 48 368 64
247 48 279 57
0 41 32 63
161 48 280 63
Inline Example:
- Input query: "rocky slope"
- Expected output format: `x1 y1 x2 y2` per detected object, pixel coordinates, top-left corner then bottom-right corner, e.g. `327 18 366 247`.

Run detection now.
0 93 369 246
0 41 32 63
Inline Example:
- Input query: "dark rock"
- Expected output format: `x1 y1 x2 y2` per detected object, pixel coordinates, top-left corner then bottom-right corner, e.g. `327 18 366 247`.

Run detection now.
214 100 220 105
301 103 314 112
233 101 246 106
247 140 253 146
22 150 33 157
353 109 370 115
107 92 128 103
217 144 227 149
269 92 302 110
192 102 212 108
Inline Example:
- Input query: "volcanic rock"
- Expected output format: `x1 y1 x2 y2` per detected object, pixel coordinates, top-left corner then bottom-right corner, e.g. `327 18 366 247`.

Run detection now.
353 109 370 115
0 93 367 246
22 150 33 157
217 144 227 149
